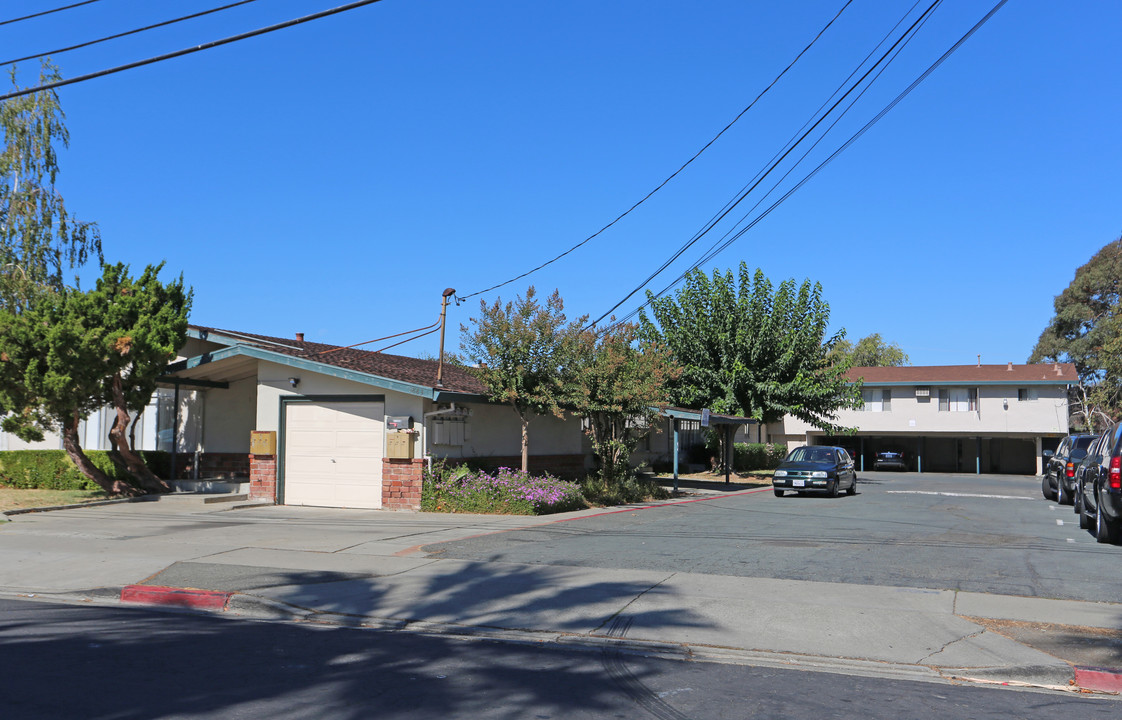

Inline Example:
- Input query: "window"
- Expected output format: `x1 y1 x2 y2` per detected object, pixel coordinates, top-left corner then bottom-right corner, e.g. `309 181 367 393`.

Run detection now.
1018 388 1038 402
938 388 977 412
861 388 892 412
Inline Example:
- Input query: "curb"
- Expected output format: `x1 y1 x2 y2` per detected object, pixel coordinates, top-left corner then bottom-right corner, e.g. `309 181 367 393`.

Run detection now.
120 584 231 611
4 587 1119 696
1075 666 1122 694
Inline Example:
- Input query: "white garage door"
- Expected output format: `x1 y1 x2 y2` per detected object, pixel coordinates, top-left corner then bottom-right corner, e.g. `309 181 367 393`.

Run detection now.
283 401 385 509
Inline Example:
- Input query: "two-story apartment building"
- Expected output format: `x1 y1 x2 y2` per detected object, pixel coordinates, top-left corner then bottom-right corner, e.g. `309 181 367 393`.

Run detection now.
772 363 1077 475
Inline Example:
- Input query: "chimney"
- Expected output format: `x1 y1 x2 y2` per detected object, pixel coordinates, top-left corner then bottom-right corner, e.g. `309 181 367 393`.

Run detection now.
1055 364 1063 376
977 354 981 367
296 333 304 342
1007 362 1013 371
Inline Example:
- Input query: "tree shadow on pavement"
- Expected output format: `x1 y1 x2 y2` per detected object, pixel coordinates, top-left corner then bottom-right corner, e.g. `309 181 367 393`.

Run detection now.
0 600 687 720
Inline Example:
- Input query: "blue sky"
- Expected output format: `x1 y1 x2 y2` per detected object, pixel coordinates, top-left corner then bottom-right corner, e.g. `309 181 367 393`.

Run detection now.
4 0 1119 365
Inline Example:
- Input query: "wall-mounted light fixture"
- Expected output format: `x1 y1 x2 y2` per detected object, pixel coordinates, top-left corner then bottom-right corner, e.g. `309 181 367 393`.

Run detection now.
1002 398 1008 410
288 377 300 388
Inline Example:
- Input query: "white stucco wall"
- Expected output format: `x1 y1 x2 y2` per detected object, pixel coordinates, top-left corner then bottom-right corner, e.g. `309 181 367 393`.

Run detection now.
780 384 1070 438
200 376 257 453
424 401 583 460
255 360 426 457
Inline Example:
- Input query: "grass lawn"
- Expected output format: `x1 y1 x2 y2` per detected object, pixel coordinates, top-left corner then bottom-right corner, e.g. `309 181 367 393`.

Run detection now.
0 487 114 514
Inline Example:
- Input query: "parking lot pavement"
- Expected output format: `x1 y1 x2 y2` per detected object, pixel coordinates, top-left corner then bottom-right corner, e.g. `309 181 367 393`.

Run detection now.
1 490 1120 693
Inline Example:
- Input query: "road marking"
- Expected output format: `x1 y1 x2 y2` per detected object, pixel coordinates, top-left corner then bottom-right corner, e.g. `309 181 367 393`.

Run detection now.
1056 519 1064 526
1067 538 1076 543
885 491 1033 501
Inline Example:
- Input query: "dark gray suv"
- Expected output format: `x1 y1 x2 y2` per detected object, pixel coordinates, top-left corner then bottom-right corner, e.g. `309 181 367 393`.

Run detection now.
1042 434 1096 504
1077 422 1122 544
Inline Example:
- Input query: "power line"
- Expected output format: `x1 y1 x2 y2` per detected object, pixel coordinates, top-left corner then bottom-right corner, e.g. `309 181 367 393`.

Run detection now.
457 0 856 302
313 318 441 356
588 0 944 327
1 0 264 68
377 326 440 354
0 0 103 28
588 1 927 329
604 0 1010 333
0 0 388 102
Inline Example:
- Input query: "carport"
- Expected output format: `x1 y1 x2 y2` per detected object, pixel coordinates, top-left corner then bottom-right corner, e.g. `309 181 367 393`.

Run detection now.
820 434 1038 475
661 408 757 491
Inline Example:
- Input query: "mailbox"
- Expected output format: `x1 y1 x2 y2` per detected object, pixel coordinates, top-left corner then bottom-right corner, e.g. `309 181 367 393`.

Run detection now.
386 431 414 459
250 430 276 455
386 415 413 430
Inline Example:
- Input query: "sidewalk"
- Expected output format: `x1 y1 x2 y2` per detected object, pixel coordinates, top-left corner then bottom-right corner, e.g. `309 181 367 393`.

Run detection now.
1 494 1120 694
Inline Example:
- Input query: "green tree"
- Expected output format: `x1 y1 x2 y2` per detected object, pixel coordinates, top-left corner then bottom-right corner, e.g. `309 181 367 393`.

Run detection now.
829 333 909 368
0 264 190 495
638 263 861 432
92 263 192 490
0 61 101 312
570 323 680 488
460 287 585 472
0 286 133 494
1029 236 1122 429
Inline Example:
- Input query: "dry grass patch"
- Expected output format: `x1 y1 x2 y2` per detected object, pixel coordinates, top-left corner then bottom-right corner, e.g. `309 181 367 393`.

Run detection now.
0 486 113 513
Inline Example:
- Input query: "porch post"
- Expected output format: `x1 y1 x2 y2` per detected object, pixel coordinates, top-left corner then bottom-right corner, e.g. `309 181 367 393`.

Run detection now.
672 417 680 494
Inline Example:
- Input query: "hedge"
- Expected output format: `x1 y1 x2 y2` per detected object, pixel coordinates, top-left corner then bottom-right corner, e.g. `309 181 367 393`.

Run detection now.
0 450 171 491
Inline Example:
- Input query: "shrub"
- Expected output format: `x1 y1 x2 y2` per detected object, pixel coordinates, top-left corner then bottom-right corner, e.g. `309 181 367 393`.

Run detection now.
423 462 586 515
0 450 171 491
733 443 788 471
580 474 670 506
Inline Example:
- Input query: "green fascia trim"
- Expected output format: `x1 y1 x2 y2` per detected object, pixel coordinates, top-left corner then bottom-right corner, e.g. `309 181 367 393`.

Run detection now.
166 345 438 399
432 390 489 404
854 380 1072 387
155 376 230 389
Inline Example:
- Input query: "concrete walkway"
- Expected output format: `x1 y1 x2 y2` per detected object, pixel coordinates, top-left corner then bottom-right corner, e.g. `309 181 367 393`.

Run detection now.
2 494 1120 694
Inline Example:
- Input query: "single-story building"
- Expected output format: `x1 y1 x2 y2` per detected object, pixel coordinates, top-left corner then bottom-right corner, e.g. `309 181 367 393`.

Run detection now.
771 362 1078 475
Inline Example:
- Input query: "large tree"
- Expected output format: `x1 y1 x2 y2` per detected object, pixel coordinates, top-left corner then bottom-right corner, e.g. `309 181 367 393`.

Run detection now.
570 323 680 487
460 287 585 472
0 62 100 312
1029 236 1122 429
638 263 861 432
91 263 192 490
0 264 190 495
829 333 909 368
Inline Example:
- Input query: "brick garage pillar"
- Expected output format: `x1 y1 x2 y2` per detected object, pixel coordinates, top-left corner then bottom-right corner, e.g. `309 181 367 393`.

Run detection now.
248 453 277 503
382 458 424 511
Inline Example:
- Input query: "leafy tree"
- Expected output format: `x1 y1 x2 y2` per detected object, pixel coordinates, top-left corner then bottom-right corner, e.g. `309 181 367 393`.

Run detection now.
570 323 680 488
0 61 101 312
0 286 134 494
829 333 909 368
1030 236 1122 429
0 264 190 495
638 263 861 432
460 287 585 472
92 263 192 490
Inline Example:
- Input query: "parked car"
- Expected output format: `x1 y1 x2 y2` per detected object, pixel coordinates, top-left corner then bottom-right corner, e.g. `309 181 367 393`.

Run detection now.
772 446 857 498
1042 434 1096 504
873 449 907 471
1073 432 1108 524
1077 421 1122 544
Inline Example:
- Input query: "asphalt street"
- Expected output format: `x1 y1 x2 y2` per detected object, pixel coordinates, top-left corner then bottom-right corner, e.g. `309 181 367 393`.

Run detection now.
1 471 1120 700
1 599 1115 720
423 472 1121 602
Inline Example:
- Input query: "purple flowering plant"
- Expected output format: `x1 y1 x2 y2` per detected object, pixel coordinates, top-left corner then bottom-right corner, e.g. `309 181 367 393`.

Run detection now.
422 462 585 515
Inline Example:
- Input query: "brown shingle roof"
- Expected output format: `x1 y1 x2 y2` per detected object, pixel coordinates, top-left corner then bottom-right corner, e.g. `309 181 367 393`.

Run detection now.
844 363 1078 385
193 326 487 395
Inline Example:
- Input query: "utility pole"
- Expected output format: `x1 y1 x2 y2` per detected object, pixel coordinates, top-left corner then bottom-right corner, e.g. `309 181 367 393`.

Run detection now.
436 288 456 387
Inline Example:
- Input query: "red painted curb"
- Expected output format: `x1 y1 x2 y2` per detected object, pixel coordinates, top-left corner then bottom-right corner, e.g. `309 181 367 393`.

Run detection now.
120 585 230 611
1075 666 1122 693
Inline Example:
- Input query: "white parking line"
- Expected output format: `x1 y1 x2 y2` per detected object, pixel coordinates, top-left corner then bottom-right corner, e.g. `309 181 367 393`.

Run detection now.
885 491 1034 501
